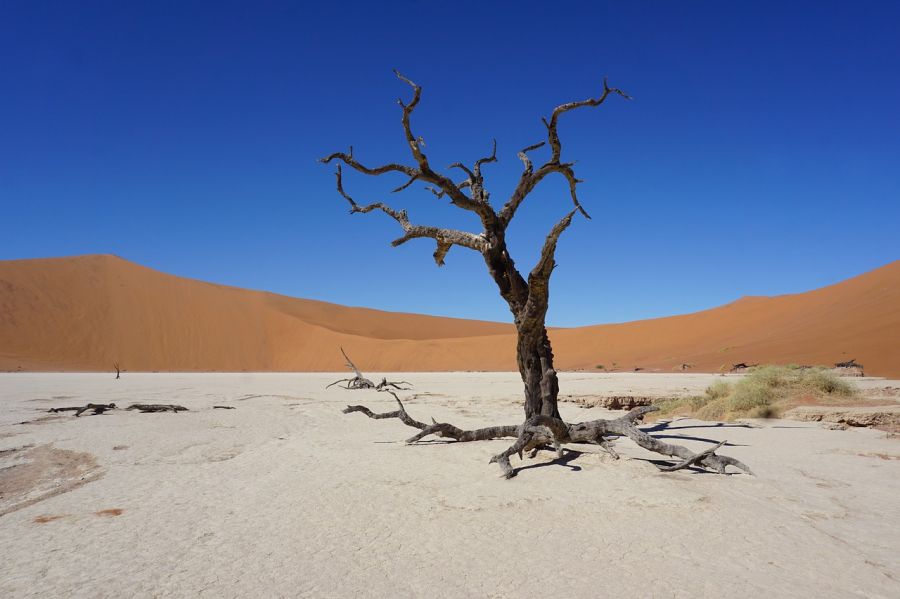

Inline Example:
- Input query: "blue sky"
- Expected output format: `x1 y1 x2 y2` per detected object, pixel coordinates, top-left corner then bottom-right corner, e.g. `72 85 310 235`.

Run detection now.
2 1 898 326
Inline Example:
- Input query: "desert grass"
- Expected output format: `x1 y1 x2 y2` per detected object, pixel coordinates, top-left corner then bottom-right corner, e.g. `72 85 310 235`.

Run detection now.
651 365 856 421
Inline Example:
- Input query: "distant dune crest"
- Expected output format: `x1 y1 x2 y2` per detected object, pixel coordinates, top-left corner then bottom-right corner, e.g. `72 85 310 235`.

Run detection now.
0 254 897 377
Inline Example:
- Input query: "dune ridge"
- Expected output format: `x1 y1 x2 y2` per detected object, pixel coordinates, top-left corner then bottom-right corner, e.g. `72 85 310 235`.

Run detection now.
0 254 897 376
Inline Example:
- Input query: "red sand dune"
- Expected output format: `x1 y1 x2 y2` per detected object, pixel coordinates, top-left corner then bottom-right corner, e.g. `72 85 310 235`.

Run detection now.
0 254 897 377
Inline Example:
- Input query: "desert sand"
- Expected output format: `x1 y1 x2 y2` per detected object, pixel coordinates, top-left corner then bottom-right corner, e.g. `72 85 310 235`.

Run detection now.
1 255 898 377
1 372 899 598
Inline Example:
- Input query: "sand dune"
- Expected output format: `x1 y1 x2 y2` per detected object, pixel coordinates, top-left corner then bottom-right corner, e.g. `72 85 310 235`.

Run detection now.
0 254 898 376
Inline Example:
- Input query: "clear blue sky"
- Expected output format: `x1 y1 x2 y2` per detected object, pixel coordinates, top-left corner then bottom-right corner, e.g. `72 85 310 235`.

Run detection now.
2 1 898 326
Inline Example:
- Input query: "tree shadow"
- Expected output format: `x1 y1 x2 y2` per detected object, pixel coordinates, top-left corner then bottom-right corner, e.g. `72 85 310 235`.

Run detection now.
511 448 585 475
641 419 807 433
645 434 747 447
630 457 726 475
640 419 757 433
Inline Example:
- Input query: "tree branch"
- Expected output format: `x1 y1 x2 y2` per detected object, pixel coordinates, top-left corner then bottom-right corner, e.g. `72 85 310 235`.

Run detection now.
499 78 629 227
523 209 577 318
333 165 487 265
473 138 497 180
320 145 417 178
391 70 496 221
531 208 576 280
545 77 631 162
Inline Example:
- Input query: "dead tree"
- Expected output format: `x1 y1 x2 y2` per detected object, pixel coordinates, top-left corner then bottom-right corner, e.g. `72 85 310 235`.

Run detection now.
323 72 752 476
326 347 412 390
114 362 121 379
326 347 376 389
835 359 861 369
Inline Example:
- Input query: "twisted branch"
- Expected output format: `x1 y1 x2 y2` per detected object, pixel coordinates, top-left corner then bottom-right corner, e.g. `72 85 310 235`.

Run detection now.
499 78 629 227
343 399 753 479
333 164 487 265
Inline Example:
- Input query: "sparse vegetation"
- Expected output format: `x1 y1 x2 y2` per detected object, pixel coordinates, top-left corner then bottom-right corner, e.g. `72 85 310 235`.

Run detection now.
652 365 856 421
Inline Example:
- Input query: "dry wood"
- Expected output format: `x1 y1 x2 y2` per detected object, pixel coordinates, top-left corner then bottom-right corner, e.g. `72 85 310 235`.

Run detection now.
344 394 752 479
114 362 121 379
835 358 862 369
326 348 412 390
126 404 188 413
49 403 117 417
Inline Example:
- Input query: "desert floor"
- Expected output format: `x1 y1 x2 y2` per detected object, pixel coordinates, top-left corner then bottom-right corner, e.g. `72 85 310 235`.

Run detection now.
1 372 899 598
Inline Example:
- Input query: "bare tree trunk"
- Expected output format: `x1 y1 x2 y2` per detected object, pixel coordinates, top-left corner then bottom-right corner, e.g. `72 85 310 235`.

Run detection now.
517 326 560 419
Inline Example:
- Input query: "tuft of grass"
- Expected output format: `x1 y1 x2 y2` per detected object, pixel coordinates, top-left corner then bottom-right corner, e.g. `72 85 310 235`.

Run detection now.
651 365 856 422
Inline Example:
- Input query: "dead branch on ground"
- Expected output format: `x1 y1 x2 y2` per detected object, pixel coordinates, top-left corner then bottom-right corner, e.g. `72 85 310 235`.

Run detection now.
126 404 188 413
344 393 752 479
49 403 117 417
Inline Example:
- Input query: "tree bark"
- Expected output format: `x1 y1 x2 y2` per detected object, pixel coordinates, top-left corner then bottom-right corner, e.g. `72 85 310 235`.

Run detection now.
483 236 561 419
517 327 560 419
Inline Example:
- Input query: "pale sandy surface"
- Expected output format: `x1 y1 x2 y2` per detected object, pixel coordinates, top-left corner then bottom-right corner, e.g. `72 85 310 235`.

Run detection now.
1 372 899 598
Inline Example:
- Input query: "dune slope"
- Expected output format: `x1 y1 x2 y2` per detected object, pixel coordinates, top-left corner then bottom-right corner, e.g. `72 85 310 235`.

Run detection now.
0 254 897 376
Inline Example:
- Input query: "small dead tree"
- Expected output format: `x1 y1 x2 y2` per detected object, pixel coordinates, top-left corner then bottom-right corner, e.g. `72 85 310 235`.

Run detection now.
326 347 376 389
323 72 751 476
326 347 412 390
114 362 121 379
835 358 861 369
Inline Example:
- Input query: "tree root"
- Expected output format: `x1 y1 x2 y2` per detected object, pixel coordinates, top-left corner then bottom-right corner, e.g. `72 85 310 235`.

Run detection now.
344 396 753 479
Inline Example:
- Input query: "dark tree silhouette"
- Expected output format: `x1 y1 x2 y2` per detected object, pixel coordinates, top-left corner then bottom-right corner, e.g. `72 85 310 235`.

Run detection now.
322 73 752 478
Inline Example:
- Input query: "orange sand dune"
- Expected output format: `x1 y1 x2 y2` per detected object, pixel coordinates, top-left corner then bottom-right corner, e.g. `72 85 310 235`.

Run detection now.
0 254 897 376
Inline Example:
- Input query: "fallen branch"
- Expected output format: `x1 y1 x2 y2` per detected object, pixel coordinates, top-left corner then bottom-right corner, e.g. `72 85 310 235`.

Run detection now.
48 403 117 417
375 377 413 391
344 395 753 479
126 404 188 413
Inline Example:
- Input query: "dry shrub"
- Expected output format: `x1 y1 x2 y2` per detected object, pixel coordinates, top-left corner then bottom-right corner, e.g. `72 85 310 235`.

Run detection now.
652 366 856 422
